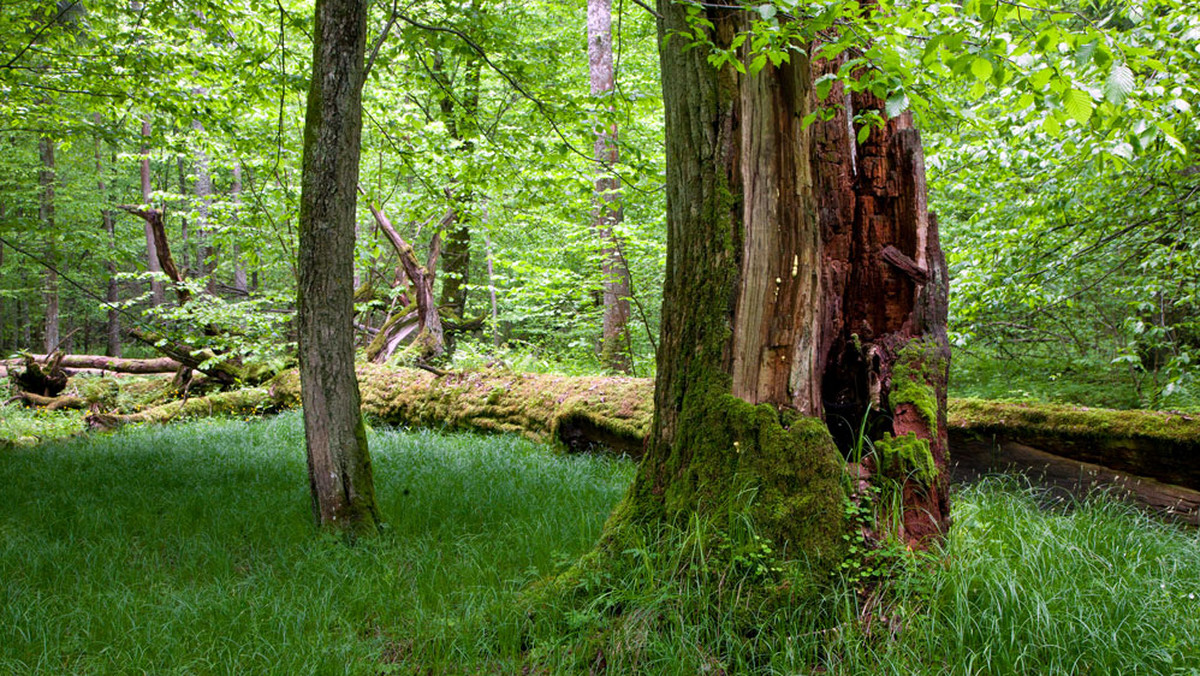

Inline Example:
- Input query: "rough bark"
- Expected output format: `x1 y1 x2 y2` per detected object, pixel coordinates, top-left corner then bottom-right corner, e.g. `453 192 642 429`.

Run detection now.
297 0 380 534
191 115 217 292
141 118 165 306
588 0 634 374
39 137 59 354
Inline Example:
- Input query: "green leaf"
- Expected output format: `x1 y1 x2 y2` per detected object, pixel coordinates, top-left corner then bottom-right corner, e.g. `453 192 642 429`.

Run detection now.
970 57 993 81
757 3 776 20
1063 89 1093 125
1104 65 1134 105
749 53 768 75
885 92 909 118
800 111 819 130
1042 115 1062 137
857 124 871 144
814 74 836 100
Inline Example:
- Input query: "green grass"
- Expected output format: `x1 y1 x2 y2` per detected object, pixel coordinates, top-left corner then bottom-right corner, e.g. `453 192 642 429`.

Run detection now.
0 413 632 674
2 415 1199 674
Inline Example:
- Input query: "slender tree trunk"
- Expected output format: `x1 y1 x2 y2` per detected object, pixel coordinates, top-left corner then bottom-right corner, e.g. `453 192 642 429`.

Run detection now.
0 237 6 351
594 1 950 579
39 137 59 354
232 162 249 295
141 119 165 306
588 0 634 374
432 46 481 327
297 0 379 534
95 115 122 357
192 116 217 293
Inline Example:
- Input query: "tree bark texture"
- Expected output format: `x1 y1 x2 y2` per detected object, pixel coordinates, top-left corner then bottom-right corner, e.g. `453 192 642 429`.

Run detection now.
1 354 182 374
297 0 380 534
39 137 59 354
191 117 217 292
598 2 951 562
232 163 250 295
588 0 634 374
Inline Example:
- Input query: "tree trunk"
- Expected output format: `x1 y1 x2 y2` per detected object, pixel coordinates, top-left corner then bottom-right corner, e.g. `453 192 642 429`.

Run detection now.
39 137 59 354
588 0 634 374
141 119 165 306
432 47 481 328
232 162 250 295
585 1 949 586
119 205 191 306
95 115 122 357
191 116 217 293
297 0 380 534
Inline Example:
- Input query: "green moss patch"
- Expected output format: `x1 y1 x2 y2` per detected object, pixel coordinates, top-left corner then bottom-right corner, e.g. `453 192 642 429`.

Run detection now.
889 338 945 431
875 431 937 485
948 398 1200 445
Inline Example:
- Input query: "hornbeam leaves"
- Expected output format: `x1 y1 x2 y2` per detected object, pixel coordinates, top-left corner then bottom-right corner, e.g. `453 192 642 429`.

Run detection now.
1063 89 1094 125
1105 65 1135 105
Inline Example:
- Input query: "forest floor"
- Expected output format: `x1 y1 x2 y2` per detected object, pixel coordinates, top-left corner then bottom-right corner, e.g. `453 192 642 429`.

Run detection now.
2 412 1198 674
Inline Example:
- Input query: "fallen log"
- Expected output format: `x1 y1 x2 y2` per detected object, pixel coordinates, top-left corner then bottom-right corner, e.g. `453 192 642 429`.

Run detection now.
269 365 652 454
949 399 1200 491
65 367 1200 521
86 387 277 430
1 354 182 374
951 437 1200 526
9 391 87 411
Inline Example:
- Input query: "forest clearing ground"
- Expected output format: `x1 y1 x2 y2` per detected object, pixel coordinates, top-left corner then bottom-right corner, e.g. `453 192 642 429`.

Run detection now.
1 413 1198 673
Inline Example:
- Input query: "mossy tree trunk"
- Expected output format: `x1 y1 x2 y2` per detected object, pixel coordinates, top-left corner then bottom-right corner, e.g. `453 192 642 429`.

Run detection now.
601 1 950 566
297 0 380 535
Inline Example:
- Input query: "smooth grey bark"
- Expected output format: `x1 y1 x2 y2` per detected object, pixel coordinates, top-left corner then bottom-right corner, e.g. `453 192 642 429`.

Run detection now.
588 0 634 374
297 0 379 533
94 114 121 356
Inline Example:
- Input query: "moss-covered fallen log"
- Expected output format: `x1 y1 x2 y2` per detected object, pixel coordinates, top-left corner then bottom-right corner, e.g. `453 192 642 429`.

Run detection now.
949 399 1200 491
86 388 277 430
269 365 653 454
